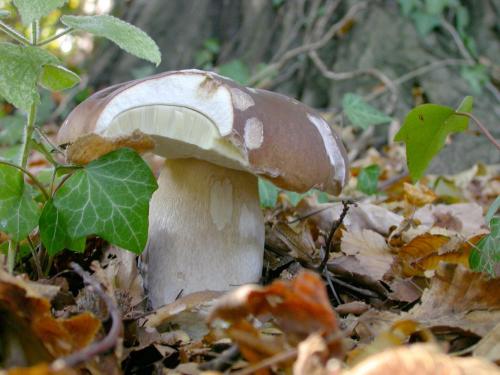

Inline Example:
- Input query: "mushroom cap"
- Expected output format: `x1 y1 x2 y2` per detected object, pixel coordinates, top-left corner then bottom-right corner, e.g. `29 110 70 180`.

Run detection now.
58 69 348 194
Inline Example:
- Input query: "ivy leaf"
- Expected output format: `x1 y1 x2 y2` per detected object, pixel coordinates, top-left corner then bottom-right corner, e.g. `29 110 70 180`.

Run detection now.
0 165 40 241
61 15 161 66
218 59 251 84
0 43 58 111
53 148 158 254
357 164 381 195
469 218 500 276
39 200 86 256
394 96 473 181
39 64 80 92
485 196 500 224
12 0 67 25
342 93 392 130
258 178 279 208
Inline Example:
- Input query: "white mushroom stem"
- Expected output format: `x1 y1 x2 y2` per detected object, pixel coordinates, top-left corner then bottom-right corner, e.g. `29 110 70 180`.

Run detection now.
143 157 265 308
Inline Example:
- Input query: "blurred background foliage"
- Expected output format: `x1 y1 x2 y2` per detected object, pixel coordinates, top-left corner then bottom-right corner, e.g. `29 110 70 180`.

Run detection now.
0 0 499 172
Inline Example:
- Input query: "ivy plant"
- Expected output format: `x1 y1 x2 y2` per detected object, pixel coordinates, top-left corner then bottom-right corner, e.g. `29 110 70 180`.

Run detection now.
0 0 160 273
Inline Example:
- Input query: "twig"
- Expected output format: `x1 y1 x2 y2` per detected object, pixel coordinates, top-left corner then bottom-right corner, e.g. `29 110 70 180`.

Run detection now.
440 18 474 64
323 271 380 299
27 237 43 279
248 1 367 86
51 263 122 371
0 159 50 199
454 111 500 150
316 200 352 273
36 27 74 46
323 269 342 305
309 51 398 114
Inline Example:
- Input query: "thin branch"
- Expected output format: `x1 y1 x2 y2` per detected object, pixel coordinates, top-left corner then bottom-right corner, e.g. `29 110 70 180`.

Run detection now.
36 27 74 46
440 18 474 63
51 263 121 371
0 159 49 199
316 200 352 273
454 111 500 150
0 20 30 45
248 1 368 86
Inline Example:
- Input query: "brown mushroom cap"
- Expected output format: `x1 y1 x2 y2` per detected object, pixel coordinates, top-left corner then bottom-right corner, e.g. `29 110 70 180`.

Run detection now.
58 69 349 194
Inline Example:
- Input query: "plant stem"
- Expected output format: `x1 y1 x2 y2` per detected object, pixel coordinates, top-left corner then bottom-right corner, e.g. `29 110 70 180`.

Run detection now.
31 21 39 45
0 160 49 199
455 111 500 150
20 103 38 169
0 20 30 45
37 27 74 46
7 241 17 274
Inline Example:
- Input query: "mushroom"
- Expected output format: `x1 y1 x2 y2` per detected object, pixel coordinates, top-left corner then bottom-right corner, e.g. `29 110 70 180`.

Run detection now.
58 70 349 308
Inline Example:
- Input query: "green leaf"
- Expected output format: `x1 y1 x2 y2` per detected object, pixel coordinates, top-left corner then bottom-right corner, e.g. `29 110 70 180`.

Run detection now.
394 96 473 181
398 0 420 15
12 0 67 25
258 178 279 208
0 43 58 111
0 114 25 146
460 65 488 94
39 64 80 92
53 148 158 253
357 164 381 195
218 60 250 84
469 217 500 276
412 11 441 36
342 93 392 130
0 165 40 240
485 196 500 224
39 200 85 256
0 10 10 18
61 15 161 66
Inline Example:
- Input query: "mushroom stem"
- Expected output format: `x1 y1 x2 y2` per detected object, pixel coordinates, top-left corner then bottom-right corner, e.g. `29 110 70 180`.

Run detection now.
143 158 265 308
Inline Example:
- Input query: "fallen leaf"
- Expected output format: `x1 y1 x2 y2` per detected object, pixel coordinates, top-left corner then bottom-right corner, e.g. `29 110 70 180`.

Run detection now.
341 230 393 280
403 182 437 206
343 344 500 375
293 333 329 375
405 264 500 336
4 364 76 375
473 321 500 364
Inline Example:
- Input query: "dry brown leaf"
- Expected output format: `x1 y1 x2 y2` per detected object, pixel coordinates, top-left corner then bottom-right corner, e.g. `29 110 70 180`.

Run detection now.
414 203 488 238
403 183 437 206
405 264 500 336
3 364 76 375
335 301 370 316
387 278 422 303
295 201 403 235
341 230 393 280
343 344 500 375
293 334 329 375
143 290 223 340
209 271 339 345
0 270 101 360
397 233 474 276
473 322 500 364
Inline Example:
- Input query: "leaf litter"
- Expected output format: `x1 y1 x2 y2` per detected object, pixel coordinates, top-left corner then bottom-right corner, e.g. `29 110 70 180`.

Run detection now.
0 140 499 374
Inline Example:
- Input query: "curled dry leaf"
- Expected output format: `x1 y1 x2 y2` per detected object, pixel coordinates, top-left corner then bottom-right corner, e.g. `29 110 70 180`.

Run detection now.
396 233 477 277
341 229 393 281
403 183 437 207
209 270 342 355
0 270 101 368
343 344 500 375
293 333 329 375
405 264 500 336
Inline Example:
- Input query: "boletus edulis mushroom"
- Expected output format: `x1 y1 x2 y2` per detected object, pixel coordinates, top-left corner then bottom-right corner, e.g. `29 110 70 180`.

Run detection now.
58 70 349 308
